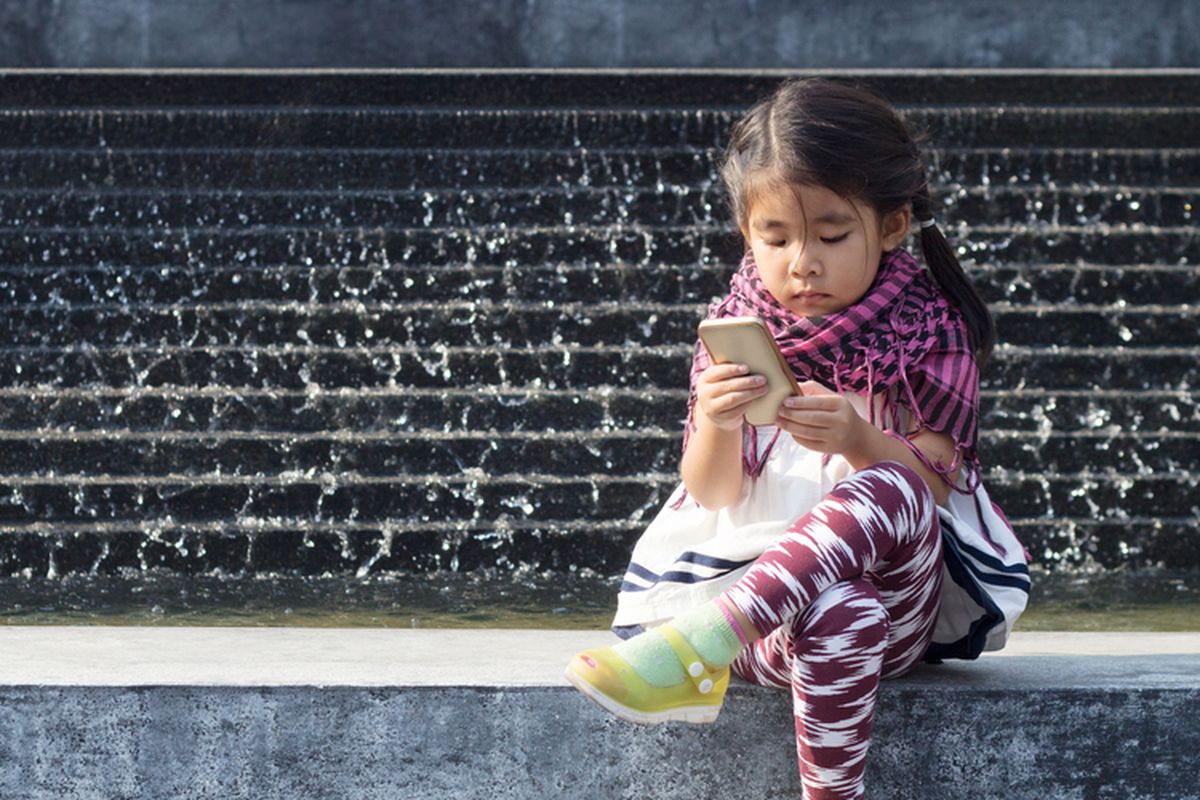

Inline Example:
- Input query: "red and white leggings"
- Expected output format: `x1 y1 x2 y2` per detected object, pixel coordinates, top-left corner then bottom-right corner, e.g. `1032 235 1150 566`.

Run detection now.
721 460 944 800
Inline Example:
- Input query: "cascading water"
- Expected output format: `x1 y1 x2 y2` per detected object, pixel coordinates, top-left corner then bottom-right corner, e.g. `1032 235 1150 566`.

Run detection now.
0 72 1196 624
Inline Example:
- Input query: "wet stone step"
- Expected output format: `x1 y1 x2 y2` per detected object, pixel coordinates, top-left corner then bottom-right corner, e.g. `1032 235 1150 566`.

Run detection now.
0 389 631 434
1 227 1199 268
930 149 1200 189
0 186 1196 230
0 523 644 577
0 188 735 230
0 107 1198 150
0 435 680 479
0 514 1193 576
4 305 1198 349
2 263 1195 308
3 71 1200 108
978 265 1200 306
981 393 1200 434
0 429 1190 480
0 478 676 527
0 348 1196 392
0 265 735 307
3 147 1200 192
0 474 1195 529
0 149 723 192
1 390 1192 436
984 435 1196 474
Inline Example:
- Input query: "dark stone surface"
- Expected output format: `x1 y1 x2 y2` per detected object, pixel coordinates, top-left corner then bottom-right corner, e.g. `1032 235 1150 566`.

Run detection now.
0 1 1198 68
0 673 1195 799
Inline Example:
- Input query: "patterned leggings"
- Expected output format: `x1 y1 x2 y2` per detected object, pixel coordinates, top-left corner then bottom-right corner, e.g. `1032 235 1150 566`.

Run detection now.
720 461 943 800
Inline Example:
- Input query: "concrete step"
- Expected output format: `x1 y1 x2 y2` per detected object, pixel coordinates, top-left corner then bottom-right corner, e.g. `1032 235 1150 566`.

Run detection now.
0 628 1194 799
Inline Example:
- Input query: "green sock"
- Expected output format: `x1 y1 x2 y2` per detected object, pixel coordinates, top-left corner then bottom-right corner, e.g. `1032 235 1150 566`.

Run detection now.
612 599 746 688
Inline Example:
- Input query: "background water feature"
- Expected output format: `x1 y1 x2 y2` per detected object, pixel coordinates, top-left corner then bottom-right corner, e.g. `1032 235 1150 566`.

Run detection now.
0 71 1196 627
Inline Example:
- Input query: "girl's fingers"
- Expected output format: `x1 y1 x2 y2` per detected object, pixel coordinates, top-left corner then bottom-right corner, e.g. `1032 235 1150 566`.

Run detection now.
722 388 769 410
706 362 749 380
710 377 768 401
777 409 828 428
784 395 837 410
706 367 765 388
782 423 823 444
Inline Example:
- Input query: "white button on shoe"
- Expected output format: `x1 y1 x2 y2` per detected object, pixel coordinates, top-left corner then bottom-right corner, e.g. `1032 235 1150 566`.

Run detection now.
688 661 703 677
698 679 713 694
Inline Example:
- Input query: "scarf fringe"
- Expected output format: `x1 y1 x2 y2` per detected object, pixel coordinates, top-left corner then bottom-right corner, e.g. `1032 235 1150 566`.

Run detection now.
743 424 783 480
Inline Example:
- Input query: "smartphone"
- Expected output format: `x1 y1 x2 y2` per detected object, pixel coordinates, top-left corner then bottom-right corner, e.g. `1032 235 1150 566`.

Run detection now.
697 316 803 426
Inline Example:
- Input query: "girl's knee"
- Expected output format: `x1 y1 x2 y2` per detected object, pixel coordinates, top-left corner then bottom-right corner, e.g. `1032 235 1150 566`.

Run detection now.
788 579 888 644
845 460 937 519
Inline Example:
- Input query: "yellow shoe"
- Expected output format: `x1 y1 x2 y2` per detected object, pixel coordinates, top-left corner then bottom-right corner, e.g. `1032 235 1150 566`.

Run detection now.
563 623 730 725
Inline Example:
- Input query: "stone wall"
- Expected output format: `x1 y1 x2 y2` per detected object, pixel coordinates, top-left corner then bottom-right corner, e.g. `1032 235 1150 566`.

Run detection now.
0 1 1197 68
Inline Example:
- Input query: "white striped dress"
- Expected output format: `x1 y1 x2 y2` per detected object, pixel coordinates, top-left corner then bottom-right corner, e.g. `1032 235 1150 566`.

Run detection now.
611 386 1031 661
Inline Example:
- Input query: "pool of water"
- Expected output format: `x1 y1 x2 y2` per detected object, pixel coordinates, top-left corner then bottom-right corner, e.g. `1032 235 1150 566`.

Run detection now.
1 570 1196 631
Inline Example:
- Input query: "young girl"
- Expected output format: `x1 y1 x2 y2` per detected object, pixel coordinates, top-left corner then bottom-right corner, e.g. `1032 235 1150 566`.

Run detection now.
564 77 1031 799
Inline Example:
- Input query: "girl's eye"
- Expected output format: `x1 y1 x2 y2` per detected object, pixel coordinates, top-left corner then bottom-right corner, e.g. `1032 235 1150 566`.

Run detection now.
765 233 848 247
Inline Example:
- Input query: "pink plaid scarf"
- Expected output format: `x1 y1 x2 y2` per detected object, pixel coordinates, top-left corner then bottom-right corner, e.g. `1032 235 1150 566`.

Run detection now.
674 245 983 507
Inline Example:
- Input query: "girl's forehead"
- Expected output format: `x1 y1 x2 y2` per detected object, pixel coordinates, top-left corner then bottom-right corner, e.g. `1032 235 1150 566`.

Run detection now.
749 189 865 228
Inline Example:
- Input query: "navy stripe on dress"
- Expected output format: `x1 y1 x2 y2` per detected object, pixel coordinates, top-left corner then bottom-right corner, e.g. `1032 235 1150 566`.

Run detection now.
620 551 757 593
922 528 1005 662
954 537 1032 577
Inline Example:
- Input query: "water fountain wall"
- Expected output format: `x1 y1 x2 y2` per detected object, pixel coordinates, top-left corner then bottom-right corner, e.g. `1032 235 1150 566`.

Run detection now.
0 71 1196 590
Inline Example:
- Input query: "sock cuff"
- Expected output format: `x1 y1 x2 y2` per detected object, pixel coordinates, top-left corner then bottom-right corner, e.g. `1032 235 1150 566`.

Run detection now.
714 596 749 647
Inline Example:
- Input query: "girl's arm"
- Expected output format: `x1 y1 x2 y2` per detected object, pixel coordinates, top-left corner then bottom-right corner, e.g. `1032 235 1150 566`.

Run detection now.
843 424 961 507
680 362 769 510
680 411 744 510
776 384 962 508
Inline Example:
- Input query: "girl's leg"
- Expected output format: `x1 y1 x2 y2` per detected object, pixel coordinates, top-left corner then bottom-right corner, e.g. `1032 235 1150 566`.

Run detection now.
729 465 943 800
721 460 941 645
569 461 939 723
733 579 890 800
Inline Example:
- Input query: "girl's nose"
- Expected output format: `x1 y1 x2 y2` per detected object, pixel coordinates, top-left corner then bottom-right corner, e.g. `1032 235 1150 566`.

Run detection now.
788 246 820 276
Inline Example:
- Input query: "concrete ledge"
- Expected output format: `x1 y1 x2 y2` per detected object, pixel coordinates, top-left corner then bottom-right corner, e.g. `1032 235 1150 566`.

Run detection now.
0 629 1195 799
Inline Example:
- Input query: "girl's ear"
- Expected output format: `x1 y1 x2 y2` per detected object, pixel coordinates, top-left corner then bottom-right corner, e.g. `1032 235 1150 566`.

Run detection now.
880 205 912 250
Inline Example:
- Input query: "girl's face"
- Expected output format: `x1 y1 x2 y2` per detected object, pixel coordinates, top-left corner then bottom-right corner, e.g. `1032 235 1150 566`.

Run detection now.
739 182 911 317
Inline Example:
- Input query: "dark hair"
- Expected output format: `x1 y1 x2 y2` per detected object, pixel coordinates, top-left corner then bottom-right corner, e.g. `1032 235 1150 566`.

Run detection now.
718 77 996 369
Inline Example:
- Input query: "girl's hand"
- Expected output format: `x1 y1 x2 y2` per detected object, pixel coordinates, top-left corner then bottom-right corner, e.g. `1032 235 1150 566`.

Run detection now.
695 363 770 432
775 387 869 455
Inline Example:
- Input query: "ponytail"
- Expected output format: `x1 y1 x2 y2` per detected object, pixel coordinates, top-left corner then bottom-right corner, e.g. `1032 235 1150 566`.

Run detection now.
911 181 996 370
